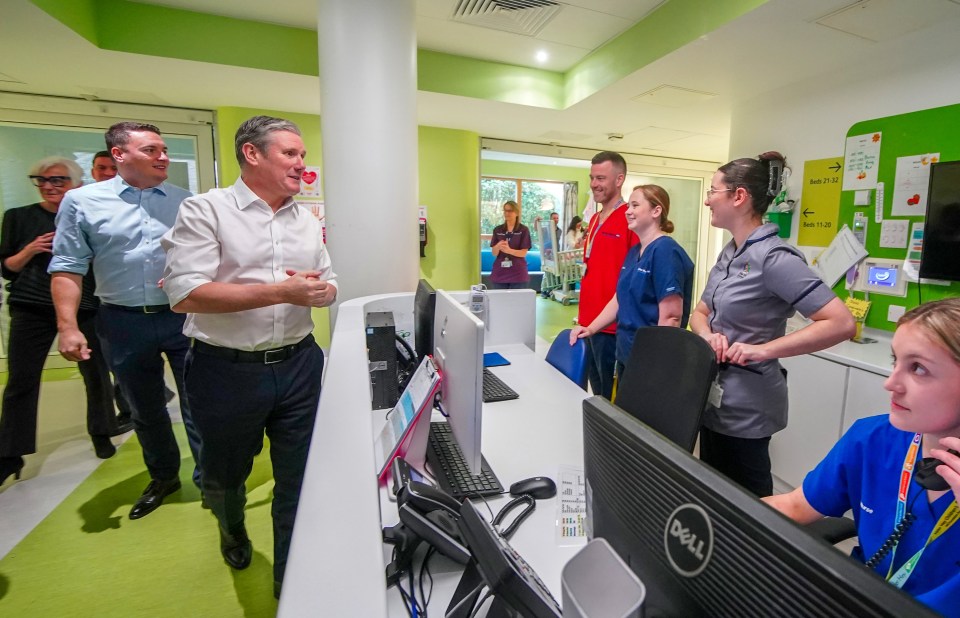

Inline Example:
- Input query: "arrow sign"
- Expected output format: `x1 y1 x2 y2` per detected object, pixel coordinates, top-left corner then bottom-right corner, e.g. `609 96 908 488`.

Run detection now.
828 161 842 173
803 208 815 217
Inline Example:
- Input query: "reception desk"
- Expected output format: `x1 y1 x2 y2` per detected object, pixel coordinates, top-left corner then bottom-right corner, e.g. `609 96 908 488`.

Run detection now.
280 290 588 616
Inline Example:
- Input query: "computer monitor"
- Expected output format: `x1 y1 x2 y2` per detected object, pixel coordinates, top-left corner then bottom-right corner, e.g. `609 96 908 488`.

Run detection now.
581 396 939 618
414 278 437 361
432 290 484 474
920 159 960 281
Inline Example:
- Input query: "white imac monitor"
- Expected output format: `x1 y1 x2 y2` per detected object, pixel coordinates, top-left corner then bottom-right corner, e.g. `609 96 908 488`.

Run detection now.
432 290 484 474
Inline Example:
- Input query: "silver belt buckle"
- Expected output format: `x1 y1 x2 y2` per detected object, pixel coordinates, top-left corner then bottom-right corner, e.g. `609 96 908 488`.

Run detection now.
263 348 284 364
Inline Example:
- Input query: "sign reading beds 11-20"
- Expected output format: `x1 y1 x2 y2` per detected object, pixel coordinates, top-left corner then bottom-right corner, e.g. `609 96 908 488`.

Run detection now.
799 157 843 247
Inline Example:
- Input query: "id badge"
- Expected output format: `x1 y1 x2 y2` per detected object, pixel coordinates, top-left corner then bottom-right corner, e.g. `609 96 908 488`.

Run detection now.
502 257 512 268
708 378 723 408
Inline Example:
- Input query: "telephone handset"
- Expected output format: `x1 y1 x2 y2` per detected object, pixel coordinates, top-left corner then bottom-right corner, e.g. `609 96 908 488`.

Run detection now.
395 481 470 565
914 449 960 492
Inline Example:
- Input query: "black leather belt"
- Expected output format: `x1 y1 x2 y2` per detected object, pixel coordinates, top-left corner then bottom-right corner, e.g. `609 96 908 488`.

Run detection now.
101 302 170 314
192 335 314 364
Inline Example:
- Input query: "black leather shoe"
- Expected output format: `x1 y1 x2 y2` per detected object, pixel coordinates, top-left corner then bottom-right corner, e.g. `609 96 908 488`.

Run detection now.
91 435 116 459
108 420 134 437
129 478 181 519
219 524 252 570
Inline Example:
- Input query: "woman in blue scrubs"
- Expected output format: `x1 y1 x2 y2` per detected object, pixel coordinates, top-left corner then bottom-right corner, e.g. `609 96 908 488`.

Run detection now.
570 184 694 379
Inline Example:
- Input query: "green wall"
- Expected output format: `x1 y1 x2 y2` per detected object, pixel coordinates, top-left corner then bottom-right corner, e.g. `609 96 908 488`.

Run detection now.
480 160 590 215
418 126 481 290
215 110 481 344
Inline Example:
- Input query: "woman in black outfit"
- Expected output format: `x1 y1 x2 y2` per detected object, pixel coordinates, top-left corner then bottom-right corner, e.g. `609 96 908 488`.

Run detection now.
0 156 127 485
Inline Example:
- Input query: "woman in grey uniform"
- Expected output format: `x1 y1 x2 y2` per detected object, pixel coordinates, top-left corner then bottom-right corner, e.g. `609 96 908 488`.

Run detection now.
689 152 855 497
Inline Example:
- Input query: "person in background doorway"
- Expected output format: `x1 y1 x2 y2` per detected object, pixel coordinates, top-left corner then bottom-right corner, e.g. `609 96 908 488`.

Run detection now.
550 211 561 249
689 151 855 497
90 150 117 182
764 298 960 618
489 200 531 290
565 215 584 250
0 157 129 486
570 185 694 382
50 122 202 519
162 115 336 599
577 151 639 399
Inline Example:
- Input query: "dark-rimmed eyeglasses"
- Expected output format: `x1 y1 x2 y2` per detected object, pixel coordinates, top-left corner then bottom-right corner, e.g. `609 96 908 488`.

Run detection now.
705 187 735 198
29 175 71 188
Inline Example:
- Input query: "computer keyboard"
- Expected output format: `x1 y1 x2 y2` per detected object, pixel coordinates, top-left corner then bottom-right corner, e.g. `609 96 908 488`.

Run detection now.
427 422 504 500
483 368 519 403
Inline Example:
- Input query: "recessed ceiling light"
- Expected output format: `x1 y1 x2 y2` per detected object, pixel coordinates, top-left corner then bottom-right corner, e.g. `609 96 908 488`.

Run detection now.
535 50 549 63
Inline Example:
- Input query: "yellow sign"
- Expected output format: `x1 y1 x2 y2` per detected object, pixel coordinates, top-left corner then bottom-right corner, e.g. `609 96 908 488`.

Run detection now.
798 157 843 246
844 297 871 320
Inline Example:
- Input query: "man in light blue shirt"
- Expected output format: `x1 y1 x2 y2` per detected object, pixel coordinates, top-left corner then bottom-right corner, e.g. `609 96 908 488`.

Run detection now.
50 121 201 520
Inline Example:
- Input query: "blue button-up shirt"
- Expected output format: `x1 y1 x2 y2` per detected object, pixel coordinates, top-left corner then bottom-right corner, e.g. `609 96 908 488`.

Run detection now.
49 175 192 306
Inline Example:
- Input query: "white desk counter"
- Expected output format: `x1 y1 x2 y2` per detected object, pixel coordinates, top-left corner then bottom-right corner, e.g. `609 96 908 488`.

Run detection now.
281 291 586 617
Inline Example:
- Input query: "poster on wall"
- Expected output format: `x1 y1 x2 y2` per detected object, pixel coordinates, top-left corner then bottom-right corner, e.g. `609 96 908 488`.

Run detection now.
299 165 322 198
891 153 939 217
842 132 882 191
297 200 326 242
798 157 843 246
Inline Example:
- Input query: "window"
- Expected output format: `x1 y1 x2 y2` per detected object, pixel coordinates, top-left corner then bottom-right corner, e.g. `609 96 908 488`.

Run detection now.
481 177 566 252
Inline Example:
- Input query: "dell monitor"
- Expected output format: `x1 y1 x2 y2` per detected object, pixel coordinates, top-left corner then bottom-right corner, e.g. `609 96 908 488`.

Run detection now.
920 159 960 281
582 396 939 618
432 290 484 474
414 278 437 361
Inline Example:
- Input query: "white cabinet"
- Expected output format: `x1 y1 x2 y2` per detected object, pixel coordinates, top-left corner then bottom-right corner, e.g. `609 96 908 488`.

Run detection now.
842 368 890 434
771 355 849 488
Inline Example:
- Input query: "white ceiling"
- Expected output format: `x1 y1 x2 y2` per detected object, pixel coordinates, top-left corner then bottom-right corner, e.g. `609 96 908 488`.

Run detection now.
2 0 960 163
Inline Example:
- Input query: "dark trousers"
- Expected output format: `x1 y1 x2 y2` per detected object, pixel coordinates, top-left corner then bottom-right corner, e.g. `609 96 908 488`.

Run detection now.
96 306 201 482
586 331 616 400
698 426 773 497
0 304 116 457
185 339 323 584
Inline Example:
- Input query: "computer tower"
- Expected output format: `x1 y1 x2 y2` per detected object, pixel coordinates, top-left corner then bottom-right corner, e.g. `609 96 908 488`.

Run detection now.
366 311 399 409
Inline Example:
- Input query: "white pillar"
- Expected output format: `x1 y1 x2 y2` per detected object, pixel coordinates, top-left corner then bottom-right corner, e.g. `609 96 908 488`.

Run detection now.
318 0 419 308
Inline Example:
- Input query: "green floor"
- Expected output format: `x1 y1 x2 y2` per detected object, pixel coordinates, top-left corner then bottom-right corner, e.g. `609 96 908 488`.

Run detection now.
0 428 279 617
535 295 578 344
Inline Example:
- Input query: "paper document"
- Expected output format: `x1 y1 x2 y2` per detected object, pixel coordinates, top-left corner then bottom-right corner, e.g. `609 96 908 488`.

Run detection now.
811 225 868 287
555 466 588 546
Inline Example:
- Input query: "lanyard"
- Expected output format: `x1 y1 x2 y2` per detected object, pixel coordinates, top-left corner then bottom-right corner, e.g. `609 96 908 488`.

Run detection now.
584 199 623 260
885 433 960 588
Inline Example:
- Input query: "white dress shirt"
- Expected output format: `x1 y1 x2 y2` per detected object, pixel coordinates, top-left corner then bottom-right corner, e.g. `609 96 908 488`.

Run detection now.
161 179 336 351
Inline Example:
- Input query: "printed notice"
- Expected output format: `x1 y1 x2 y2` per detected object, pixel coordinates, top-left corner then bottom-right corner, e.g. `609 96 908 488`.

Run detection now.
843 132 882 191
891 153 939 217
799 157 843 246
556 466 588 546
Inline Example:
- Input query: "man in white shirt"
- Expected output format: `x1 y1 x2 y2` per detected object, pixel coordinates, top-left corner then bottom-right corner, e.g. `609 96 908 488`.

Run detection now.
161 116 336 599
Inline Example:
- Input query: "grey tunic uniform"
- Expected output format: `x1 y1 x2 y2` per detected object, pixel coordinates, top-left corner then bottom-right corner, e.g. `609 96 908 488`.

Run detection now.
700 223 836 439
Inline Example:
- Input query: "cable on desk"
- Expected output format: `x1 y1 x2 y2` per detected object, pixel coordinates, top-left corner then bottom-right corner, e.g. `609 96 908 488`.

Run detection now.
418 545 436 617
467 591 493 618
492 495 536 540
444 582 487 618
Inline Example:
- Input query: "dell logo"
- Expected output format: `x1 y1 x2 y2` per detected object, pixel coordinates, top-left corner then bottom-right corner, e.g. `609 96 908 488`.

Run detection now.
664 504 713 577
669 519 705 560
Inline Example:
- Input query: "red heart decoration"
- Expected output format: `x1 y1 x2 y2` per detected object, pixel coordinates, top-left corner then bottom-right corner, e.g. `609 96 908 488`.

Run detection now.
302 171 318 185
907 196 919 205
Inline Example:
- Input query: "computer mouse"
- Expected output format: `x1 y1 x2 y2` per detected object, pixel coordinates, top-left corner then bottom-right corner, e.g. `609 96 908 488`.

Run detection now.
509 476 557 500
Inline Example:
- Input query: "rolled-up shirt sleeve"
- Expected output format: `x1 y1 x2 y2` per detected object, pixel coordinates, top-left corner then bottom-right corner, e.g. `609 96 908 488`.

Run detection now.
48 191 94 276
161 196 220 306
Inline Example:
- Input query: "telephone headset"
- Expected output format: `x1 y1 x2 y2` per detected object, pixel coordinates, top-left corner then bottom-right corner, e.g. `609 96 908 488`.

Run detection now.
394 334 418 393
864 448 959 570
